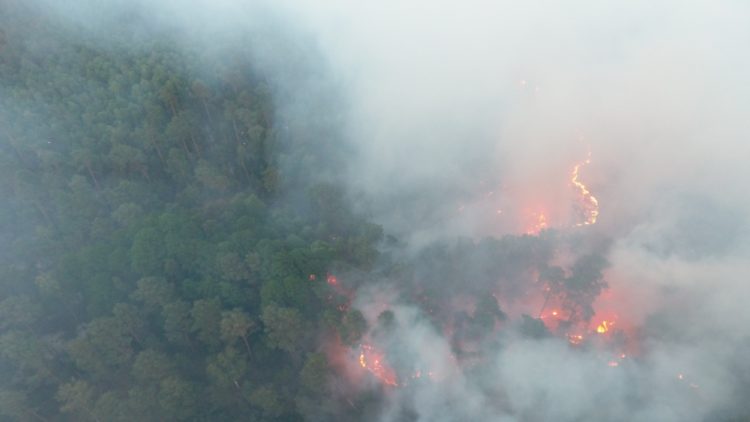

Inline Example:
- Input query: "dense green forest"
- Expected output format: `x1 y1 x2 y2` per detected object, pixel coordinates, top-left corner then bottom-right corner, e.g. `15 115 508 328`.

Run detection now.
0 3 386 420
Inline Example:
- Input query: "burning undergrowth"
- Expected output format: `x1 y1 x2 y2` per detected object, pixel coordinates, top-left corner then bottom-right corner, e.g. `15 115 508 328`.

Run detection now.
309 161 747 421
315 226 719 421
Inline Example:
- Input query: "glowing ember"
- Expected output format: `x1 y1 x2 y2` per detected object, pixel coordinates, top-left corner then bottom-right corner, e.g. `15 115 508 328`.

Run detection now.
596 320 612 334
571 153 599 226
359 344 398 387
525 212 549 235
568 334 584 345
535 213 548 232
327 275 338 286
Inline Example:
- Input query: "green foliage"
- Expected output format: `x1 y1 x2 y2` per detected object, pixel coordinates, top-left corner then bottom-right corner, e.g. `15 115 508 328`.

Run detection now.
158 377 198 420
131 228 166 276
161 300 193 346
261 304 307 354
56 380 97 420
339 309 368 346
131 277 175 310
131 350 175 384
250 385 286 419
68 316 136 376
300 353 329 393
0 295 40 330
220 308 256 355
191 298 223 348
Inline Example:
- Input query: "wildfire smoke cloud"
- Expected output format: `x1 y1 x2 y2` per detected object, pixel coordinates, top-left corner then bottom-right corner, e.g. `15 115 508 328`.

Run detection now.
27 0 750 420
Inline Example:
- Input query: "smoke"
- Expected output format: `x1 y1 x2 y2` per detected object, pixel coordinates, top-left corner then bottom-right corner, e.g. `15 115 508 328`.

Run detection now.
273 2 750 420
22 0 750 420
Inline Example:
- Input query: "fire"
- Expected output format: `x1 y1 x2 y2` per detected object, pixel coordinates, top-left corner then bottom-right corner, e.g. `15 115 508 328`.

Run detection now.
359 344 398 387
520 153 599 235
571 153 599 226
525 211 548 235
535 213 548 232
567 334 584 345
596 320 612 334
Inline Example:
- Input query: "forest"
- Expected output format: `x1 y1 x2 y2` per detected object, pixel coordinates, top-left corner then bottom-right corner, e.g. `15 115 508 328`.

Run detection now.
4 2 748 422
0 3 390 420
0 3 597 420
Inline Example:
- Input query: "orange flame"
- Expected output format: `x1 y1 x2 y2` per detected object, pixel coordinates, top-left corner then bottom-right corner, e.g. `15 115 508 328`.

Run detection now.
596 320 613 334
359 344 398 387
525 212 548 235
571 153 599 226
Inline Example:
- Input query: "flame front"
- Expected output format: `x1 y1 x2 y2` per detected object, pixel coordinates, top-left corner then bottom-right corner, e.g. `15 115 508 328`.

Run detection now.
359 344 398 387
571 154 599 226
596 320 612 334
520 153 599 235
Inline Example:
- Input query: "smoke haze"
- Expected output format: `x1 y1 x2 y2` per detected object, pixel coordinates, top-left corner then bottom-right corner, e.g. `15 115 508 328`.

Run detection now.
7 1 750 421
275 2 750 420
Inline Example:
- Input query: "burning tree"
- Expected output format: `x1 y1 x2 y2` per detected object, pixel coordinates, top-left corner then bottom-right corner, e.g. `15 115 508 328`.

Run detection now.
539 254 608 326
562 254 609 323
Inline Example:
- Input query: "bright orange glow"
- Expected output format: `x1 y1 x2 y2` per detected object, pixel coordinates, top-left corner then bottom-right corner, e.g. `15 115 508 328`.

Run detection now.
525 212 548 235
571 153 599 226
596 320 612 334
359 344 398 387
519 154 599 235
